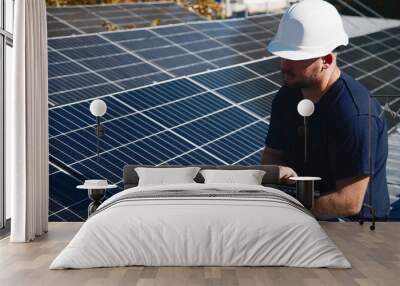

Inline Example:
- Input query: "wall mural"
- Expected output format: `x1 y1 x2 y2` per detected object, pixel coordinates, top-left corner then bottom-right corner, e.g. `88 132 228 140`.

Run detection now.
47 3 400 222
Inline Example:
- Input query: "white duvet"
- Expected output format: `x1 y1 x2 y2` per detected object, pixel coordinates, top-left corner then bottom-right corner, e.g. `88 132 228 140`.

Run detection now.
50 183 351 269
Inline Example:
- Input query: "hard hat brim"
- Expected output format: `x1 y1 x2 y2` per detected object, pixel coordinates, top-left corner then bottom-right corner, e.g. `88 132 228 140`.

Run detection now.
267 36 348 61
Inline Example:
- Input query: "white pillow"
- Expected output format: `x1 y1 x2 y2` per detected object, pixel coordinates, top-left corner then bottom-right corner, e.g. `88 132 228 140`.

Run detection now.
135 167 200 186
200 169 266 185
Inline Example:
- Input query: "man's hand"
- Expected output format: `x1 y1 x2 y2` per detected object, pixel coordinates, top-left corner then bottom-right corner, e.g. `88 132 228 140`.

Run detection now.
278 166 297 184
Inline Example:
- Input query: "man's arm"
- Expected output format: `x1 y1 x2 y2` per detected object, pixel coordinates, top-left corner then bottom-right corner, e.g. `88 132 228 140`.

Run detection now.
312 176 369 218
261 147 285 165
261 147 297 184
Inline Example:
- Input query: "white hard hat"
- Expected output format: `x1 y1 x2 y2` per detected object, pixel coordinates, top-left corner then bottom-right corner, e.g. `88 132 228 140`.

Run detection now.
267 0 348 60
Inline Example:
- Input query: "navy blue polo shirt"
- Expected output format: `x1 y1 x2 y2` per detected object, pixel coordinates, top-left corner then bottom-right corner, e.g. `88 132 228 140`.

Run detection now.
265 72 390 218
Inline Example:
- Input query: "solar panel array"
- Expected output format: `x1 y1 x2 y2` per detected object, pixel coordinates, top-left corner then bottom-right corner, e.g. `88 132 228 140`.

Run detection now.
47 2 205 38
47 14 280 106
47 9 400 221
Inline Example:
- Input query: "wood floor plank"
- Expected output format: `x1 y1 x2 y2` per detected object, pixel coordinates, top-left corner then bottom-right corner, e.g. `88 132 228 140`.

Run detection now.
0 222 399 286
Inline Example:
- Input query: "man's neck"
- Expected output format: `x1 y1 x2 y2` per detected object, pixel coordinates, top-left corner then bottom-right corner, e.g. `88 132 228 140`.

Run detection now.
302 66 341 103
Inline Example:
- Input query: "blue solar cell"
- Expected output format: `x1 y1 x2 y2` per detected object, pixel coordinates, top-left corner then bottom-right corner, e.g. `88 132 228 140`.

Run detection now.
266 72 283 87
217 78 277 103
48 35 108 49
49 73 107 94
48 51 69 63
103 29 154 42
143 92 231 128
190 22 226 31
245 58 281 75
116 78 205 110
232 42 265 53
60 44 126 60
166 32 208 44
117 72 172 89
167 149 225 165
121 37 171 51
137 46 187 60
201 28 239 38
172 107 257 146
245 49 270 60
153 25 195 36
169 62 215 77
73 158 121 183
49 62 87 78
231 25 266 35
241 94 275 118
197 47 237 61
217 35 253 46
98 62 160 81
154 53 204 69
212 55 250 67
49 83 122 106
340 49 370 63
79 53 141 70
192 66 257 89
234 152 262 165
181 39 222 52
203 121 268 164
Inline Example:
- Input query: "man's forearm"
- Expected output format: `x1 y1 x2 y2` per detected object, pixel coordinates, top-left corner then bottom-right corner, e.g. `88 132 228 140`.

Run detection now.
312 192 352 219
312 176 369 219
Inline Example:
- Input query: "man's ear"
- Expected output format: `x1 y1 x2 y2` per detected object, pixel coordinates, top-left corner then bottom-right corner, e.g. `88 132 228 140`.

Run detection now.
321 54 334 69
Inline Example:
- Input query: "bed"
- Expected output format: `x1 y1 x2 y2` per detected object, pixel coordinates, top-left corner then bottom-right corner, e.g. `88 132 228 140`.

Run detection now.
50 165 351 269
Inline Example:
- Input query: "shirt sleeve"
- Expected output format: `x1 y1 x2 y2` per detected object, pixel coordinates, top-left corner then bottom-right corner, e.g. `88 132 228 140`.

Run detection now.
332 115 378 181
265 91 286 150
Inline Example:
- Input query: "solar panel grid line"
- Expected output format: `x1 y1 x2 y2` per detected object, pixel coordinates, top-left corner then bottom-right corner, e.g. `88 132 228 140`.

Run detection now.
233 147 264 165
46 11 84 35
184 25 254 62
109 95 230 164
193 119 267 159
370 75 400 95
241 65 281 89
146 29 219 70
96 33 176 78
218 20 272 47
348 38 400 75
49 203 86 221
184 55 277 80
186 77 269 123
339 50 400 81
47 46 126 92
160 120 268 165
339 54 400 95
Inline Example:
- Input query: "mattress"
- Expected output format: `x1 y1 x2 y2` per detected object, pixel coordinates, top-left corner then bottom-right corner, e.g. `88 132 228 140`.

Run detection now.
50 183 351 269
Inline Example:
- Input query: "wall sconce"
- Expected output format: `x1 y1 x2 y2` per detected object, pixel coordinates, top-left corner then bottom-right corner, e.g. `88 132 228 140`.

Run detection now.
90 99 107 162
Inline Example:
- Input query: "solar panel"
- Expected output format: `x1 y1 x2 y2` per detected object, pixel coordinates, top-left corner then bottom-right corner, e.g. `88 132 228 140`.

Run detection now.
47 2 205 38
47 14 280 106
47 11 400 221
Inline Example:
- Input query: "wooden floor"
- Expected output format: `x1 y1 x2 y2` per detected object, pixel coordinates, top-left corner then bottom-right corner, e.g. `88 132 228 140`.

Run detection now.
0 222 399 286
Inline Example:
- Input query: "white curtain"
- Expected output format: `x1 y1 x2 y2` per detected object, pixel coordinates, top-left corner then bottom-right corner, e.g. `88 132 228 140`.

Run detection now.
6 0 49 242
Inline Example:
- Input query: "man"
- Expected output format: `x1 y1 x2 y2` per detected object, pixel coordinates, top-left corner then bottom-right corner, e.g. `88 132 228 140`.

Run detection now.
261 0 390 219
